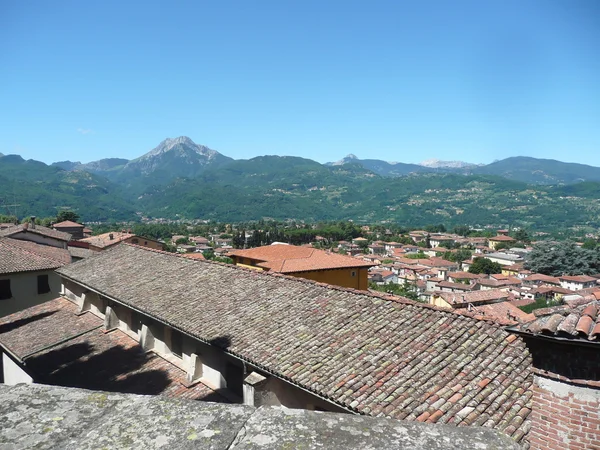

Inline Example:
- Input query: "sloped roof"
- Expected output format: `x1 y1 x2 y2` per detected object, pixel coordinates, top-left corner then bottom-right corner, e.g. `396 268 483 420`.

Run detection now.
489 235 516 242
229 244 373 273
558 275 597 283
473 302 534 325
0 238 71 274
511 300 600 342
56 244 533 444
53 220 84 228
0 223 71 242
79 232 135 249
434 289 510 305
0 297 223 401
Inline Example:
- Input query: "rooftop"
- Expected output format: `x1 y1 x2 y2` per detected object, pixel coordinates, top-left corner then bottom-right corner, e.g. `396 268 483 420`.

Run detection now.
0 238 71 274
489 235 516 242
79 231 136 249
434 289 510 305
0 297 223 401
53 220 84 228
56 244 533 444
0 383 520 450
0 223 72 242
228 244 374 273
558 275 597 283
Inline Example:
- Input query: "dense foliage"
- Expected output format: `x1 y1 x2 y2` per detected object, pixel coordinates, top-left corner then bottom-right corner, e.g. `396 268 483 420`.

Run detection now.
525 241 600 276
468 257 503 275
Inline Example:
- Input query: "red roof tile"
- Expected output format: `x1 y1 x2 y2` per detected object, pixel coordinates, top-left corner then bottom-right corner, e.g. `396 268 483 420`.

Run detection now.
0 238 71 274
229 244 374 273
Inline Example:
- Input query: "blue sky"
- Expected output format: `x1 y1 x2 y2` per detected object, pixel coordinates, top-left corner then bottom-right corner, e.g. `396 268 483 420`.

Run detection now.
1 1 598 166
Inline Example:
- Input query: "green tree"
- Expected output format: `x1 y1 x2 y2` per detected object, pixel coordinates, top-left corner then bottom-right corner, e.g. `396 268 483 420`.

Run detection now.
525 241 599 276
453 225 471 237
582 239 598 250
468 257 502 275
513 229 531 244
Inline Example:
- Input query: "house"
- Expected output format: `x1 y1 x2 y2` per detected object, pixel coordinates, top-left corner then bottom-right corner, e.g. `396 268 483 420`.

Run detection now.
0 243 533 446
558 275 597 291
508 299 600 450
0 219 71 249
228 244 374 290
367 243 385 255
52 220 85 240
0 237 71 317
428 234 455 249
79 231 164 252
485 252 523 266
368 269 397 285
522 274 561 288
487 235 516 250
430 289 510 309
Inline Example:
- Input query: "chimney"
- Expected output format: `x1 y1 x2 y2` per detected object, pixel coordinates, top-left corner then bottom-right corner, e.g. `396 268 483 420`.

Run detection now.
30 216 36 229
109 233 114 240
23 221 29 230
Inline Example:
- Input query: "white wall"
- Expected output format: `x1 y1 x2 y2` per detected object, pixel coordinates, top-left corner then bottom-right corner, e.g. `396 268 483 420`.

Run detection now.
2 352 33 385
0 270 62 317
9 231 67 249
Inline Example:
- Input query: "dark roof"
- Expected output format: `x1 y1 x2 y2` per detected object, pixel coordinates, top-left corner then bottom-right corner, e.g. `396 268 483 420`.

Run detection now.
56 244 533 444
510 300 600 343
0 223 72 241
0 297 225 401
0 238 71 274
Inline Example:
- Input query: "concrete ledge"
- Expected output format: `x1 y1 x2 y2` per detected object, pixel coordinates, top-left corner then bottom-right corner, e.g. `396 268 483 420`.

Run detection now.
0 384 519 449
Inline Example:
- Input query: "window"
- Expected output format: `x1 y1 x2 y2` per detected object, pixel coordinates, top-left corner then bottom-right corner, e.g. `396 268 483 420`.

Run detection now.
351 271 357 277
131 238 139 244
37 274 51 294
171 330 183 358
0 279 12 300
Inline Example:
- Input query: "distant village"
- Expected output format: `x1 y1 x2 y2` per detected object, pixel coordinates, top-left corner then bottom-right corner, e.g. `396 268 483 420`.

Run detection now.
0 215 599 450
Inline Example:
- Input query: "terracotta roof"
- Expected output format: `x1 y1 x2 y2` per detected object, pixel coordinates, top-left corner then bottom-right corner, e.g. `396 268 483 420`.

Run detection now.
510 299 600 342
472 302 534 325
0 297 226 402
79 232 135 249
523 274 561 285
183 253 206 260
436 281 475 291
447 272 482 280
558 275 597 283
52 220 84 228
434 289 510 305
229 244 374 273
489 235 516 242
0 238 71 274
55 244 533 444
0 223 71 242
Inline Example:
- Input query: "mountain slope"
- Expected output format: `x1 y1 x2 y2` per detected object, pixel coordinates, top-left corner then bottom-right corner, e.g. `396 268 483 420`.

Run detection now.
472 156 600 185
0 155 135 221
327 154 433 176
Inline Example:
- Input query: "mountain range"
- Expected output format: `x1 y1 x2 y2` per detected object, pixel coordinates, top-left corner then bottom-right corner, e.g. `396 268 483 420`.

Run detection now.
1 136 600 229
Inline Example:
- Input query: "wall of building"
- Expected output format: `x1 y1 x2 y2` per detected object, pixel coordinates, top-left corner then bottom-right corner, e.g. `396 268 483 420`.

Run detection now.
9 231 66 249
288 267 370 290
0 270 62 317
248 374 347 413
2 352 33 385
124 236 164 251
529 375 600 450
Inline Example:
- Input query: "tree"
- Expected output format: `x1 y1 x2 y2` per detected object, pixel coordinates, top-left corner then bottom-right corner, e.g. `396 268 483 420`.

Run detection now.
56 210 80 223
513 229 530 244
468 257 502 275
582 239 598 250
453 225 471 237
525 241 599 276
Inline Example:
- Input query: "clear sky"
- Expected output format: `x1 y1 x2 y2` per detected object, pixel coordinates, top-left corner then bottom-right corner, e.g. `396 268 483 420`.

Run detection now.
1 0 599 166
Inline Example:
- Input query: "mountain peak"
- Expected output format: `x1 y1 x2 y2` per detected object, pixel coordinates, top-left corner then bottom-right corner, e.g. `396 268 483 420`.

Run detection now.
419 159 477 169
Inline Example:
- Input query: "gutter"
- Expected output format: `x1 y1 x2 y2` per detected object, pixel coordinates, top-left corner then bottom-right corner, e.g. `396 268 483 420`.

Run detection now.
57 273 358 416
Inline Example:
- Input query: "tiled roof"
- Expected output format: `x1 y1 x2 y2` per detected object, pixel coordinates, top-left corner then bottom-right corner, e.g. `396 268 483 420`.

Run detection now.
434 289 510 305
558 275 597 283
183 253 206 260
52 220 84 228
523 274 561 284
436 281 475 291
0 238 71 274
489 235 516 242
79 231 134 249
447 271 482 280
56 244 533 444
0 297 226 402
473 302 534 325
229 244 374 273
512 300 600 342
0 223 71 242
68 246 95 259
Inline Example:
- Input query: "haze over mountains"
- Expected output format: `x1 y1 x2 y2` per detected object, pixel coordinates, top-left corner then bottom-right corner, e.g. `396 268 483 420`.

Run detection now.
2 136 600 227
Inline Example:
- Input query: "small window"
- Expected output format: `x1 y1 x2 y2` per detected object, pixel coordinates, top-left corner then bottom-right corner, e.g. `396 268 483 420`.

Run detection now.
131 238 139 244
0 279 12 300
37 275 51 294
171 330 183 358
351 271 357 277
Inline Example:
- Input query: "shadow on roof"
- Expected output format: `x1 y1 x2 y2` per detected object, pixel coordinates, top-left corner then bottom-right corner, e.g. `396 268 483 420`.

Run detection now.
0 310 58 335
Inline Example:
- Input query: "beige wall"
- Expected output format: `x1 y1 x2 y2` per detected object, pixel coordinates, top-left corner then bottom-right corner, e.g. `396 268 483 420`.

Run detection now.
1 352 33 385
9 231 67 249
0 270 62 317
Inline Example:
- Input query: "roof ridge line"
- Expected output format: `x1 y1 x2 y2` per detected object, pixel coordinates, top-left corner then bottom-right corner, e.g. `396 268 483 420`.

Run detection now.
2 237 67 266
122 243 511 328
